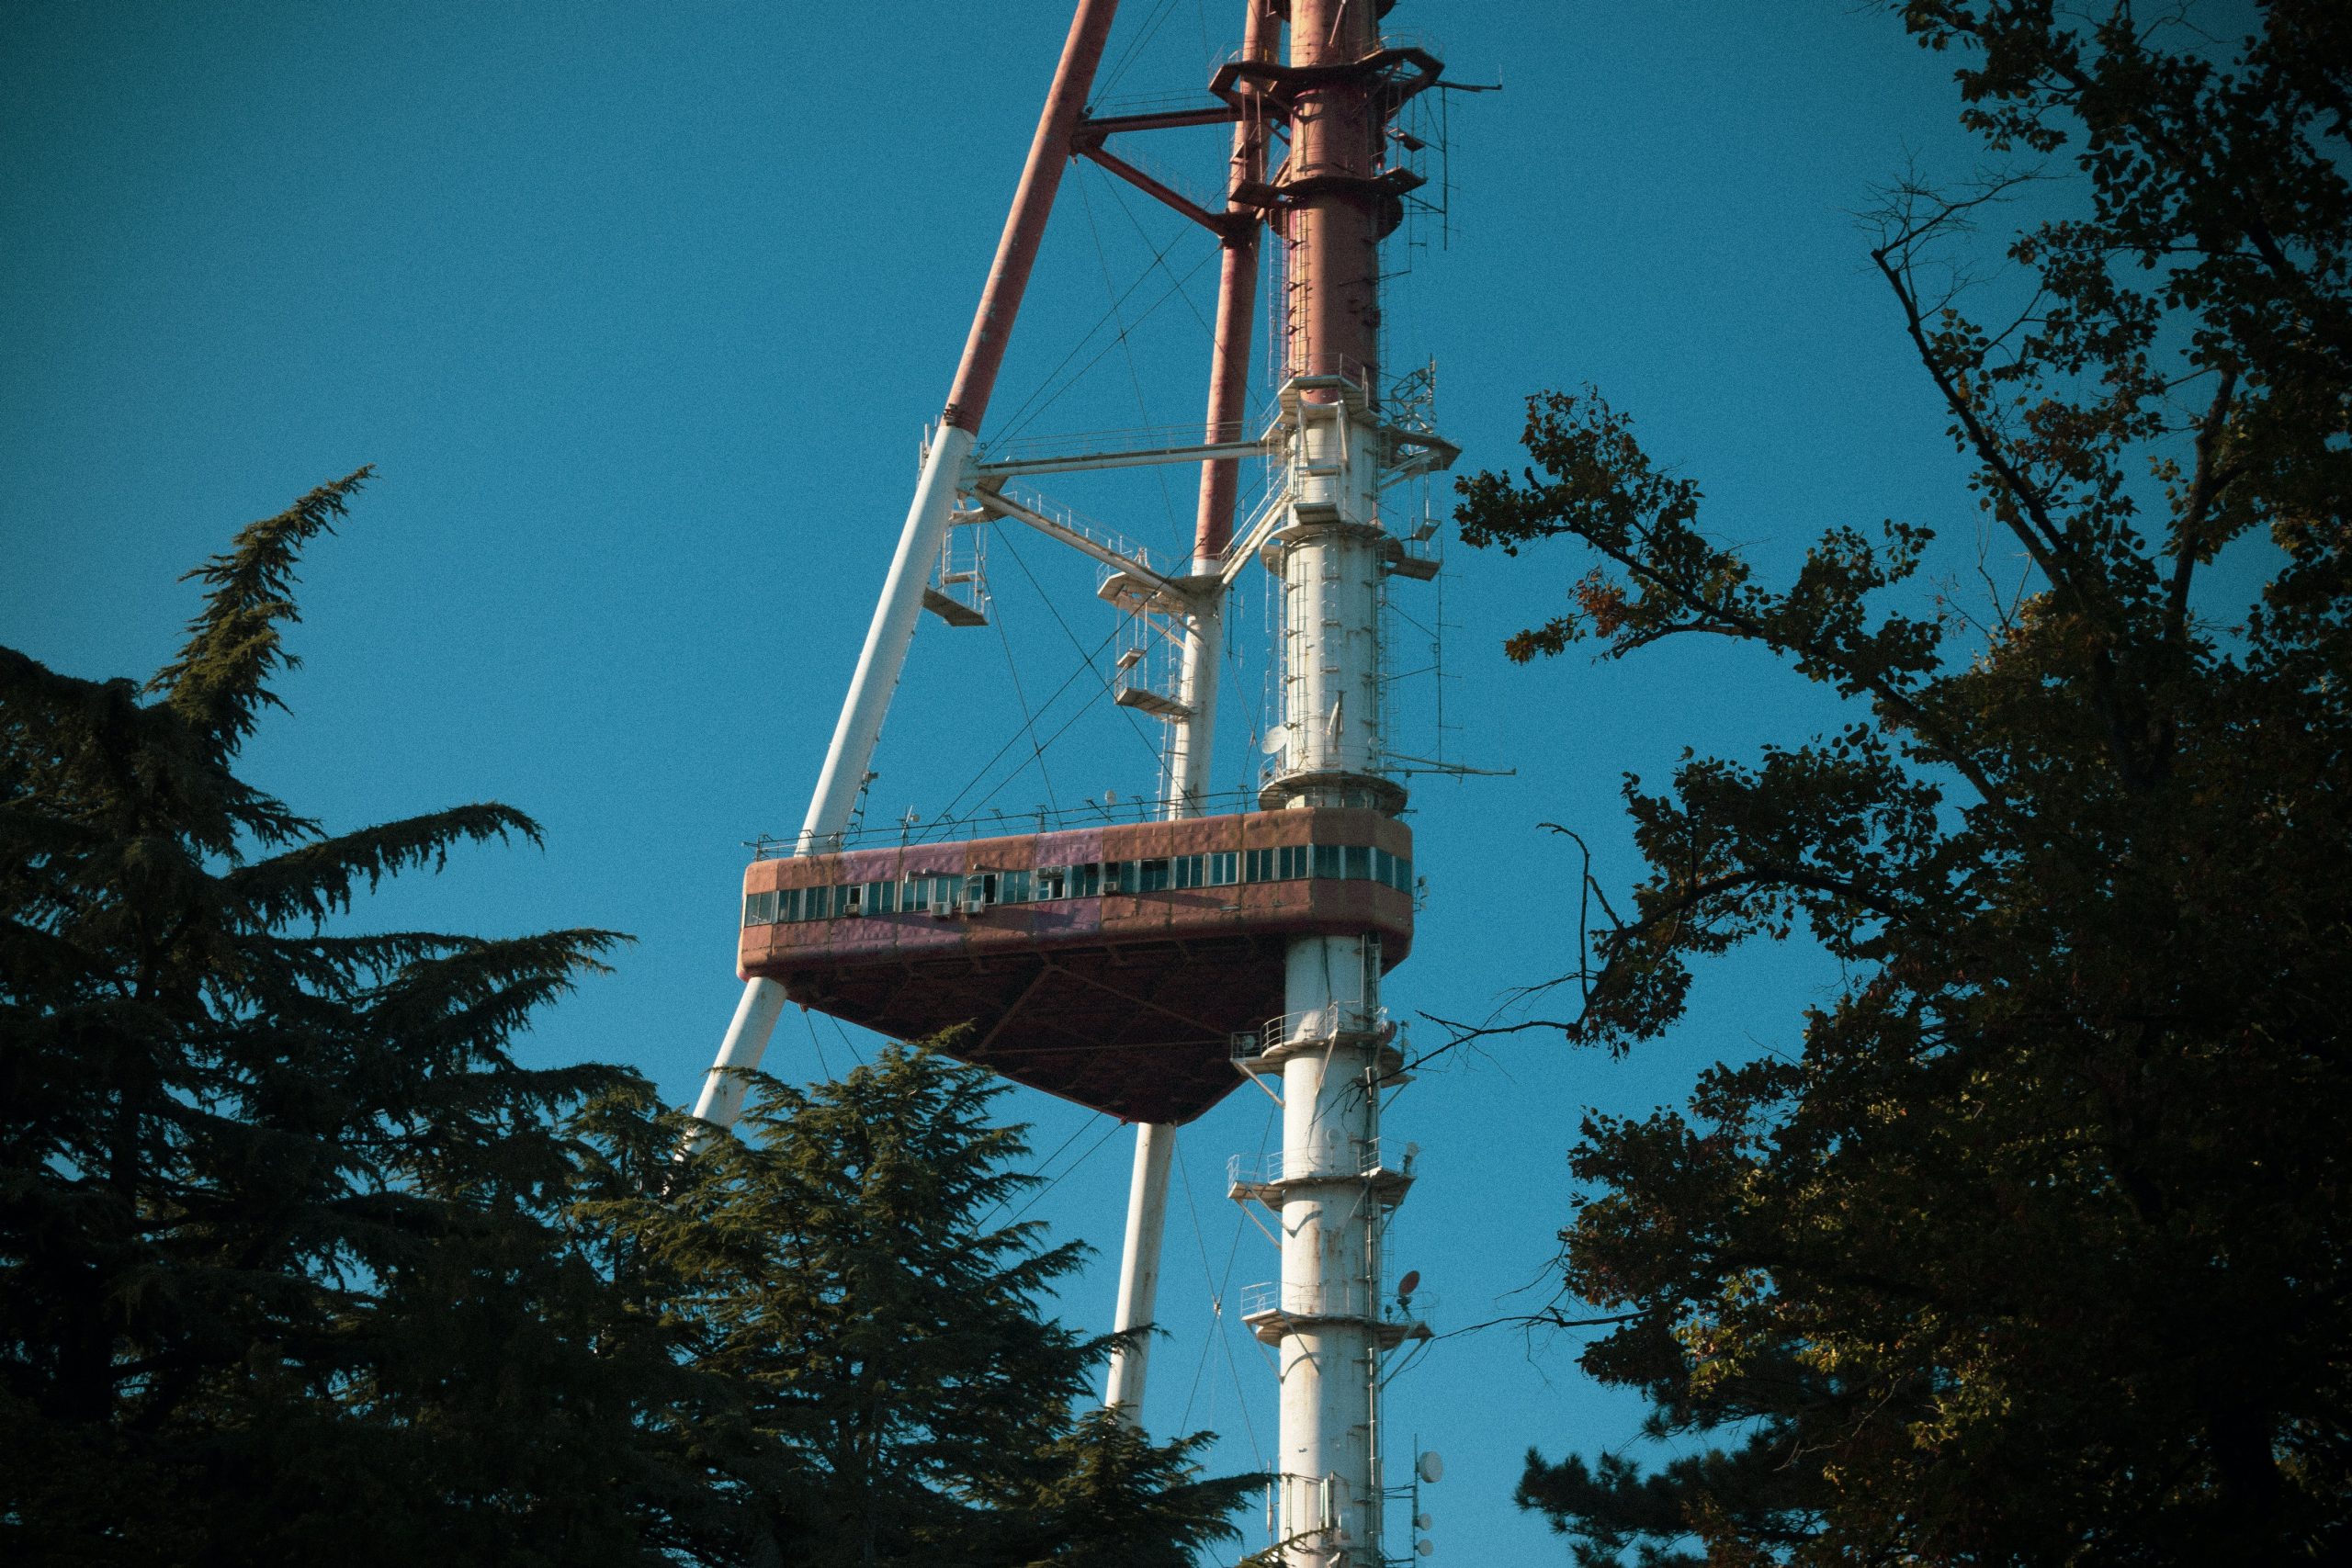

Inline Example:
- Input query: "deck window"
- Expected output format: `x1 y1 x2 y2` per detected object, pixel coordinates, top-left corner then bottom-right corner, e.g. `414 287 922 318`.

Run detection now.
1344 844 1373 881
964 872 997 908
932 874 962 911
866 880 896 915
1278 844 1310 880
901 877 929 912
1138 858 1172 892
1207 851 1238 886
1244 848 1274 883
1312 843 1343 880
1034 865 1065 900
1071 863 1102 897
743 890 777 927
999 869 1033 904
1172 854 1204 889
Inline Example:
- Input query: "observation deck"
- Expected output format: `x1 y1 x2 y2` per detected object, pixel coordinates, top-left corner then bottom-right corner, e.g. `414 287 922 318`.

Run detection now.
739 807 1412 1123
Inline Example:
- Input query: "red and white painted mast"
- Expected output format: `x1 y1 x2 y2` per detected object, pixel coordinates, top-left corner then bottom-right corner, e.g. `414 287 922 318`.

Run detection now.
1253 4 1417 1561
694 9 1452 1562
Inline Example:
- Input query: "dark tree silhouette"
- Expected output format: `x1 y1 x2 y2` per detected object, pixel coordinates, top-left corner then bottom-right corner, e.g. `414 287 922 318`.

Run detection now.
1455 3 2351 1562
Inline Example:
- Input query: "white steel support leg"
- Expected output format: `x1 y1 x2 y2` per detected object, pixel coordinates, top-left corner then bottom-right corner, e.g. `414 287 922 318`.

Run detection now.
1277 935 1383 1568
797 423 976 852
1103 1121 1176 1416
1103 578 1222 1419
685 423 974 1134
689 976 788 1131
1263 385 1393 1566
1165 573 1224 808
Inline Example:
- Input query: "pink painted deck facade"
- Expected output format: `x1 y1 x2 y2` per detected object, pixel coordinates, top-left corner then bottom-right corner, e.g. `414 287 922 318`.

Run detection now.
739 807 1413 1122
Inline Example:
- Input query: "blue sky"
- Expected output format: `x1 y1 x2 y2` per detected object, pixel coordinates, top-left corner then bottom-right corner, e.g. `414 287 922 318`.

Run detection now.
6 3 2029 1561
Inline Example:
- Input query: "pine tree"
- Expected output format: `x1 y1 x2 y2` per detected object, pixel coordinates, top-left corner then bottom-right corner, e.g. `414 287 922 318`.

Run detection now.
589 1042 1255 1568
0 472 736 1565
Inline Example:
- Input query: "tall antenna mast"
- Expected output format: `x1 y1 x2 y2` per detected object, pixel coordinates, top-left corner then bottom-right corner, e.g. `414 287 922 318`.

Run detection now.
697 6 1457 1562
1227 6 1447 1562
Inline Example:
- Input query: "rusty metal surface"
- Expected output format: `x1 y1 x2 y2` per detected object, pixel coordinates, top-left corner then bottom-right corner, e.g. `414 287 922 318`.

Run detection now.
941 0 1120 434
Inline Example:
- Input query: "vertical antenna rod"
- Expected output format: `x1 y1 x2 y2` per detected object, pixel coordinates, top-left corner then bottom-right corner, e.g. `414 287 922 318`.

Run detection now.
1103 0 1279 1424
692 0 1121 1133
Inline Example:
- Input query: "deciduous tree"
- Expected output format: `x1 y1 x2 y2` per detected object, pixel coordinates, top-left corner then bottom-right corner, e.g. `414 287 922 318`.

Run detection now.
1453 3 2350 1561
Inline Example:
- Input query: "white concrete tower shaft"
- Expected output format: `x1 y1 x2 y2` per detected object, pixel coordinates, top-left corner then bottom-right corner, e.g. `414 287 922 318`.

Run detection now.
1256 1 1419 1562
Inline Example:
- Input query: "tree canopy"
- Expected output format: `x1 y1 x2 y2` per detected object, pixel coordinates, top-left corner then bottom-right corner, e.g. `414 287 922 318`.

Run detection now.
585 1045 1255 1568
1 475 1251 1566
1453 2 2349 1562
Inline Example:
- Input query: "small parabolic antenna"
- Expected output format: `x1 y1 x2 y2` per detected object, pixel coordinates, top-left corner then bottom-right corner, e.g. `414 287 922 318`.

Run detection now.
1417 1450 1445 1484
1415 1542 1434 1559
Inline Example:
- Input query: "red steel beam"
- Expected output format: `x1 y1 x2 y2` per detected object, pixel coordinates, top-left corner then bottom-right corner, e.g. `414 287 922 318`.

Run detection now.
942 0 1122 434
1190 0 1280 565
1079 106 1243 135
1077 142 1237 237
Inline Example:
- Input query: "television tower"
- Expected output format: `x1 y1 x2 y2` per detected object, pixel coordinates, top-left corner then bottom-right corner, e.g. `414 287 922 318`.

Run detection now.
695 6 1455 1562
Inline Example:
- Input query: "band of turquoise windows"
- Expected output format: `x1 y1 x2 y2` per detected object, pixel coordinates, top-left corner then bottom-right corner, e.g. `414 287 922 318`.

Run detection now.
743 844 1409 928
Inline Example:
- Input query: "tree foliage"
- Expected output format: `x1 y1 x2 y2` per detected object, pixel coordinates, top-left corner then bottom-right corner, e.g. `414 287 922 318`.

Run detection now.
0 470 739 1563
2 478 1250 1565
1454 3 2349 1562
588 1044 1256 1568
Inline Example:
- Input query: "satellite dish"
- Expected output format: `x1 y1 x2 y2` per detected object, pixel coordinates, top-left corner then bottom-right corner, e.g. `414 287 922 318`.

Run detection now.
1262 726 1289 753
1417 1451 1444 1484
1415 1541 1434 1558
1396 1269 1420 1300
1415 1512 1433 1531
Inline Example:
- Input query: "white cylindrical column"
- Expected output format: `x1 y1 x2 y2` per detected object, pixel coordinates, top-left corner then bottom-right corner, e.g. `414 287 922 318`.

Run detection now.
1104 578 1218 1420
1276 934 1383 1567
1275 403 1384 787
689 975 788 1132
1104 1121 1178 1416
1266 374 1395 1563
685 424 974 1134
797 423 977 852
1165 581 1223 808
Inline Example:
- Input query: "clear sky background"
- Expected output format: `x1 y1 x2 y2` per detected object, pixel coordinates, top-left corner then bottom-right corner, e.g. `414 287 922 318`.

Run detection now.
6 3 2029 1562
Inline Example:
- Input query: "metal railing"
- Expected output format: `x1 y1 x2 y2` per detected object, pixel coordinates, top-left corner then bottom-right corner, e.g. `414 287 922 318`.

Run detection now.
966 481 1166 579
1230 1003 1393 1064
1227 1137 1415 1189
751 787 1277 859
1239 1280 1437 1325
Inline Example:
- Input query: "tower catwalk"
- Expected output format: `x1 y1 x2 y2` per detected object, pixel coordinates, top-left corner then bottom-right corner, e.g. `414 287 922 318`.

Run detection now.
695 6 1455 1563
